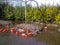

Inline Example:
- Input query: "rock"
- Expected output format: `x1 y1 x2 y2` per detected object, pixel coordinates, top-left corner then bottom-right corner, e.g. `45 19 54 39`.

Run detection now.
0 20 12 27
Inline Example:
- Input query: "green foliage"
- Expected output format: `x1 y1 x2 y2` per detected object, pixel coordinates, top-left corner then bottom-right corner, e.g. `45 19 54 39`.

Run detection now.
26 5 60 24
55 12 60 24
0 3 60 24
4 4 25 21
45 6 57 23
0 3 7 19
4 4 14 20
14 6 25 20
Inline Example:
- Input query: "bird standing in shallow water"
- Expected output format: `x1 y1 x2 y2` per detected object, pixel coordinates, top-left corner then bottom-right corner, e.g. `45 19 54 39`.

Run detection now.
18 29 25 33
21 33 27 38
16 31 19 35
10 28 14 33
2 28 7 33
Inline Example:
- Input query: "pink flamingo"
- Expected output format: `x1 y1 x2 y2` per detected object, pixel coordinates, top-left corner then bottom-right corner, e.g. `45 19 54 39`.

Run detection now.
18 29 25 33
26 30 33 36
21 33 27 38
10 28 14 33
16 31 19 35
2 28 7 33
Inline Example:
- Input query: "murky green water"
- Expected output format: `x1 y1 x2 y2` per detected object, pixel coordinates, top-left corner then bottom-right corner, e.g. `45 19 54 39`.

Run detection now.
0 24 60 45
0 32 50 45
35 32 60 45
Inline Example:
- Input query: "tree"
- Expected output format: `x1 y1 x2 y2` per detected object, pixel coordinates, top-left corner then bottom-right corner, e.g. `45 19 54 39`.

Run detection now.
4 4 14 20
14 6 25 20
45 6 57 23
0 3 7 19
55 10 60 24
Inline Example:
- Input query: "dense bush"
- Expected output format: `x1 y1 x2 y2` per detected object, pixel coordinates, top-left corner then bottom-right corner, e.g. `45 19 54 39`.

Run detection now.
0 3 60 24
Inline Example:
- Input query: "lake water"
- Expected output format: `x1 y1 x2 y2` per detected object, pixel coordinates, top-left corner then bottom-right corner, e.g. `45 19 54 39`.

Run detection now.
0 33 50 45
